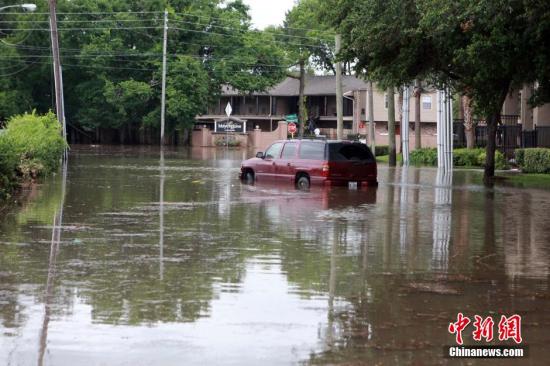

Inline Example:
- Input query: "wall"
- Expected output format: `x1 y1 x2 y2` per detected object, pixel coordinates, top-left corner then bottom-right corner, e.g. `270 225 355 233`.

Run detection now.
534 104 550 126
191 121 288 149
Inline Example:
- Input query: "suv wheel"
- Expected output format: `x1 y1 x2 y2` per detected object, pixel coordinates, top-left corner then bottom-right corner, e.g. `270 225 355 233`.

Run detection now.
296 175 310 190
244 170 254 184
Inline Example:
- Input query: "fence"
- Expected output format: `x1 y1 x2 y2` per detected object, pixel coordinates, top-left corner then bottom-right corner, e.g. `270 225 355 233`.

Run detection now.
453 116 550 157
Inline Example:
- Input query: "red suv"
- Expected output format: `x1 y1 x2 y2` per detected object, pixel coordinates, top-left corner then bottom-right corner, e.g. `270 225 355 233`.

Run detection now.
240 139 377 189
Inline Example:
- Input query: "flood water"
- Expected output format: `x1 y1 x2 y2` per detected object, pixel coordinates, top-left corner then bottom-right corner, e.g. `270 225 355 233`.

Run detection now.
1 146 549 365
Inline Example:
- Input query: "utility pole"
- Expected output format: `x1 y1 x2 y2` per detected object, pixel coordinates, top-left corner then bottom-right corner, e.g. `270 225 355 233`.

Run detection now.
367 81 375 155
335 34 343 140
402 85 410 165
48 0 66 149
160 9 168 146
387 87 396 166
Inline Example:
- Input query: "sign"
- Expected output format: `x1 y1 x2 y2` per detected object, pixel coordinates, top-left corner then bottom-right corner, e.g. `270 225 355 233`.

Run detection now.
225 102 232 117
215 120 245 133
288 122 297 134
285 113 298 123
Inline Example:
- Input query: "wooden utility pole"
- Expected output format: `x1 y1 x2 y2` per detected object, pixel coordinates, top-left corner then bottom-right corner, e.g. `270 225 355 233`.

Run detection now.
414 79 422 149
48 0 66 147
335 34 343 140
387 87 396 166
160 9 168 146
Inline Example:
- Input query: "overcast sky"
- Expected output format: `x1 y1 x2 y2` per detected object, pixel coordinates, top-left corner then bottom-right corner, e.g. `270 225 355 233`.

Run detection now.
242 0 296 29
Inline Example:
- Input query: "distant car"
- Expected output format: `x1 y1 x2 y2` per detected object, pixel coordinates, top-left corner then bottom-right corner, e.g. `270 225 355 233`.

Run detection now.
240 139 377 189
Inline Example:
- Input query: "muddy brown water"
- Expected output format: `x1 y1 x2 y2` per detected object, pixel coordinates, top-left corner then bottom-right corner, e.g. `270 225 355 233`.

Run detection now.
1 146 549 365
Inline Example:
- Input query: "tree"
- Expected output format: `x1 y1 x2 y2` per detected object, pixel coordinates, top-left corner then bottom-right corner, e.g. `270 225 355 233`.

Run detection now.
0 0 288 144
322 0 550 184
280 0 335 137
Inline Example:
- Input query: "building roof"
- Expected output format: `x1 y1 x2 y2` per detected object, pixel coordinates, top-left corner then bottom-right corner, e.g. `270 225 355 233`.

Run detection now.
221 75 369 97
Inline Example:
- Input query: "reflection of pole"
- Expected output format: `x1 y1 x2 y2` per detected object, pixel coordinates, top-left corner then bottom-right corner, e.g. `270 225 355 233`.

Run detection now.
399 166 409 255
159 148 165 280
327 227 338 349
432 168 452 271
38 158 67 366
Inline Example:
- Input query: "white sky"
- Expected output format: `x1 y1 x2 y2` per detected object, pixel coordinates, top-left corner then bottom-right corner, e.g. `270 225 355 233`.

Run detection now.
243 0 296 29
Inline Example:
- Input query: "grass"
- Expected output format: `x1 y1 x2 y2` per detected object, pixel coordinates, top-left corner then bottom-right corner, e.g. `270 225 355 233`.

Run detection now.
497 172 550 190
376 154 402 164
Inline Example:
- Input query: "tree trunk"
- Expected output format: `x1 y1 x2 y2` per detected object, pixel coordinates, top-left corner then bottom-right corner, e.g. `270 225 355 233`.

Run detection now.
463 95 475 149
484 112 499 185
414 80 421 149
298 59 307 138
387 87 396 166
483 88 509 185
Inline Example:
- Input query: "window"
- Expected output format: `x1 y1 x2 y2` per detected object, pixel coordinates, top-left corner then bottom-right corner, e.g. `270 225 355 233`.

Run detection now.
328 143 375 163
264 142 283 159
422 96 432 110
299 142 326 160
384 94 388 109
281 142 297 159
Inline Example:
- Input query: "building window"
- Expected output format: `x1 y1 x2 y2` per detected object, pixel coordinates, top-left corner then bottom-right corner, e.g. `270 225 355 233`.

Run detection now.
422 96 432 110
384 94 388 109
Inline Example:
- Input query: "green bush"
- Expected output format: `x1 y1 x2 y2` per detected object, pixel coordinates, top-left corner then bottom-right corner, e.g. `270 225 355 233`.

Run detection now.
5 111 67 174
517 148 550 173
0 136 18 199
453 148 481 167
374 145 389 156
453 148 506 170
477 150 507 170
515 149 525 166
410 148 438 166
0 112 66 200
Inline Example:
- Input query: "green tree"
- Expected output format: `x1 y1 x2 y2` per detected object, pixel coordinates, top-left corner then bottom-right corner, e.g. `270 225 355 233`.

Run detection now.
323 0 550 183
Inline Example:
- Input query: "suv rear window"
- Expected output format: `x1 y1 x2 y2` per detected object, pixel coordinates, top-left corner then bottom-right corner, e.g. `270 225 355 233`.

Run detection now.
328 143 375 162
299 141 326 160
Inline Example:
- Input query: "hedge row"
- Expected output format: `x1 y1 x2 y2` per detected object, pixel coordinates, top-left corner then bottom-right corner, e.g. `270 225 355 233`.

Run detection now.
515 148 550 173
0 112 67 200
409 148 507 169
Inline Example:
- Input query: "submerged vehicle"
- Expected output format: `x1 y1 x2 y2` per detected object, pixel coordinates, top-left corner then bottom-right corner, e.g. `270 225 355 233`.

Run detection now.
240 139 378 189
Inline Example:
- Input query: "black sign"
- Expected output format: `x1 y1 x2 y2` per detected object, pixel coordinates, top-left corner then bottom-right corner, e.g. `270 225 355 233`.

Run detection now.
216 120 245 133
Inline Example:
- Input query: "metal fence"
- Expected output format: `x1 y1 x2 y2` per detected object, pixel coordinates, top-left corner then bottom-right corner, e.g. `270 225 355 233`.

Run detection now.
453 116 550 157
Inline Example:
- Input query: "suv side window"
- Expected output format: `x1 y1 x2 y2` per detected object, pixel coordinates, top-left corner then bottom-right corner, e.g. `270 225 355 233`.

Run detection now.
264 142 283 159
299 141 326 160
281 142 297 159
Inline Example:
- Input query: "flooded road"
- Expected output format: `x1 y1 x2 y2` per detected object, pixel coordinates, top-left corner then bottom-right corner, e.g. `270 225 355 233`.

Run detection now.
1 146 549 365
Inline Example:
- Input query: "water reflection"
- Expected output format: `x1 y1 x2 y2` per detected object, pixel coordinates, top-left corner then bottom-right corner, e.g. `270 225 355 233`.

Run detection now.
38 159 67 366
432 169 453 272
1 147 549 365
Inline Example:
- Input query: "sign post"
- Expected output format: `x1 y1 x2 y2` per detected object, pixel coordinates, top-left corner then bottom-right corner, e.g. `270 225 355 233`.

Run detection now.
288 122 297 139
225 102 232 147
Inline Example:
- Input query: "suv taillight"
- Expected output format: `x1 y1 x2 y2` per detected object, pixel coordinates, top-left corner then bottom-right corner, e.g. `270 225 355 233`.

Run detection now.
321 162 330 177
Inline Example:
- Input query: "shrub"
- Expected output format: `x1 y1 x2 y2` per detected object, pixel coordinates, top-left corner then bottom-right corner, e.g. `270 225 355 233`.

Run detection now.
410 148 438 166
515 149 525 166
374 145 389 156
4 111 67 175
215 136 241 147
0 136 18 199
453 148 506 170
477 150 507 170
517 148 550 173
453 148 481 167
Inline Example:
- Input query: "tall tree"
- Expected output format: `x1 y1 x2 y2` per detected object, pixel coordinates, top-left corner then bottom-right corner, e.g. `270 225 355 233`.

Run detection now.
322 0 550 184
280 0 335 137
